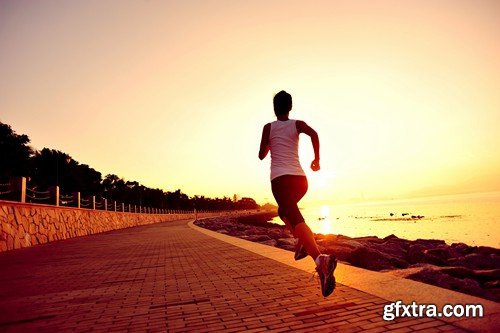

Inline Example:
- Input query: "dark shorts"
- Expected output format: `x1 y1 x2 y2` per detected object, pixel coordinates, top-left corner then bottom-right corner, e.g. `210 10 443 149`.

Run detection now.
271 175 308 229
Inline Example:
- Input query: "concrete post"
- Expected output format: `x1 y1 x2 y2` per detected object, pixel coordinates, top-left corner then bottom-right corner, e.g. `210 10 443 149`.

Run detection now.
73 192 81 208
104 199 108 211
49 186 60 206
92 196 96 210
11 177 26 203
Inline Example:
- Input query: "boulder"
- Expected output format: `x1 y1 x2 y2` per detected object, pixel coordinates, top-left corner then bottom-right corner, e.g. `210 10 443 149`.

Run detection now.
237 212 280 227
279 244 295 252
483 280 500 289
314 234 327 240
236 224 251 231
414 239 446 247
268 229 291 240
336 239 364 249
353 235 384 243
383 234 400 241
259 239 278 247
245 234 272 242
371 239 408 258
450 242 474 256
228 230 246 237
388 256 410 269
407 244 446 266
405 266 486 299
471 269 500 282
347 246 399 271
424 246 454 260
475 246 500 256
321 244 354 262
254 235 271 242
438 266 474 279
316 234 339 247
406 243 446 266
277 238 296 247
447 253 499 270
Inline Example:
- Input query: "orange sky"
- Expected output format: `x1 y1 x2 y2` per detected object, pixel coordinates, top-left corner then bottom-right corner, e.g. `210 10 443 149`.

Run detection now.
1 0 499 205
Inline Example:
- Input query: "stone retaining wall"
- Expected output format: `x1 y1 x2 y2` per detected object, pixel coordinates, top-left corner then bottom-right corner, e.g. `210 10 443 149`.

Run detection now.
0 200 253 252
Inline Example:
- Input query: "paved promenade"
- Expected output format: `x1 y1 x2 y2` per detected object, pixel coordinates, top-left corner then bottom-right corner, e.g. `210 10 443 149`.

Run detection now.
0 218 485 332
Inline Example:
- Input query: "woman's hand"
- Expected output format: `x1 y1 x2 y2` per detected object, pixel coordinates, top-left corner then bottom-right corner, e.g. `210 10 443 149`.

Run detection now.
310 159 320 171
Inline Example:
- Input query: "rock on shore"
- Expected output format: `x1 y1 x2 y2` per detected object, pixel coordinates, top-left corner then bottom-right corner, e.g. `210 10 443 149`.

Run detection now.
194 213 500 302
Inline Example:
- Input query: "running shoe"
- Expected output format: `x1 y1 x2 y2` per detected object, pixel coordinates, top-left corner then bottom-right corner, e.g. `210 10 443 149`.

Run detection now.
315 254 337 297
294 241 308 260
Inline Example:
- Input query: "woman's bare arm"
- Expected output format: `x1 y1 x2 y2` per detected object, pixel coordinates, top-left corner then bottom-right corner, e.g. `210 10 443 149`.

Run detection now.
296 120 320 171
259 123 271 160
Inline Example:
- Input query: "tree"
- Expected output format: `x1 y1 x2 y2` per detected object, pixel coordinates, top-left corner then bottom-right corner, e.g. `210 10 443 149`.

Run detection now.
101 174 124 201
72 163 102 196
30 148 70 190
165 189 190 210
235 197 259 210
0 122 34 180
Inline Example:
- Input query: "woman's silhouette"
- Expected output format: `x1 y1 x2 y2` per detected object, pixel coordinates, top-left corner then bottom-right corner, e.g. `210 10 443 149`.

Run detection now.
259 90 337 297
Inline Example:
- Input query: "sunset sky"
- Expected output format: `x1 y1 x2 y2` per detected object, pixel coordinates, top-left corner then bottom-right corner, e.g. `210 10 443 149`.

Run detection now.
1 0 499 205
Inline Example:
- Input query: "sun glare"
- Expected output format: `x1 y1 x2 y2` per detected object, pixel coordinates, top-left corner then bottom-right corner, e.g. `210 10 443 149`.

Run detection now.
315 205 335 234
320 205 330 218
318 218 334 235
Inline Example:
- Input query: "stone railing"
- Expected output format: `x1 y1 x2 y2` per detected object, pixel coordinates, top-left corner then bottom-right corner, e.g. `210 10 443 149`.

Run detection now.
0 200 257 252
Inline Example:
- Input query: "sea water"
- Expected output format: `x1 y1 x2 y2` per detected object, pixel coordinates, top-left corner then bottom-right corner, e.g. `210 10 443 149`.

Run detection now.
271 191 500 248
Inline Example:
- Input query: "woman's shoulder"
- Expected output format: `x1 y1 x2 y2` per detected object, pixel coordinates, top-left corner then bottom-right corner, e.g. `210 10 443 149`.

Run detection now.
262 122 271 132
294 120 309 133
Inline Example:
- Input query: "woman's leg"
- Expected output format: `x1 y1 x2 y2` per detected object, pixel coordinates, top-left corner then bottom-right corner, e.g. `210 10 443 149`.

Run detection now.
294 222 320 260
272 175 337 297
272 175 321 260
277 208 297 238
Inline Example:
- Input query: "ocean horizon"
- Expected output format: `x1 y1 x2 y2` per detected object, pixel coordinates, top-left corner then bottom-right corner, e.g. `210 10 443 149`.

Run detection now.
271 190 500 248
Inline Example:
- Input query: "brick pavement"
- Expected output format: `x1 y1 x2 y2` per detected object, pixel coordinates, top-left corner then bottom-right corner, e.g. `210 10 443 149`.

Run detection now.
0 218 470 332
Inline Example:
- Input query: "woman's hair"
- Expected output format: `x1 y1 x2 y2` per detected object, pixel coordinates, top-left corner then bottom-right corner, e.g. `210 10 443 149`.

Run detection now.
273 90 292 116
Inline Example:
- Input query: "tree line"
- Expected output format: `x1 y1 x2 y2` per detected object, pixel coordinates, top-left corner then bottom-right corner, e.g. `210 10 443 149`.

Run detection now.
0 122 258 210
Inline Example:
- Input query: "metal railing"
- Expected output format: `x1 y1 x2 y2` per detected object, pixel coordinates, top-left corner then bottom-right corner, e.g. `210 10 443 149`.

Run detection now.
0 177 212 215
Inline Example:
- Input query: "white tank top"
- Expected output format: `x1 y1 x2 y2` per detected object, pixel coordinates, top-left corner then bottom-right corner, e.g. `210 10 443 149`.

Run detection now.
269 119 306 180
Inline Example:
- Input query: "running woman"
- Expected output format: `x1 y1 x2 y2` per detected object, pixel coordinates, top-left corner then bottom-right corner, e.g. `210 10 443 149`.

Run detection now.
258 90 337 297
